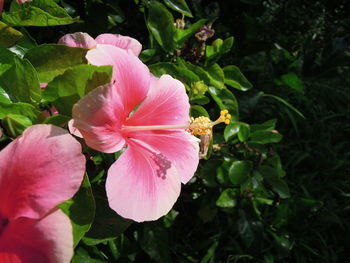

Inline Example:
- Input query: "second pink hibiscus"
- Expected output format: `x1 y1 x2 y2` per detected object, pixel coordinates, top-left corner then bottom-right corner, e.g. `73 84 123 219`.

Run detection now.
72 45 199 222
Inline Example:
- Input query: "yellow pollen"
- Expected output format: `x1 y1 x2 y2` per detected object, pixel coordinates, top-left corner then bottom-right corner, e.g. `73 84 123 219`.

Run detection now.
189 109 232 135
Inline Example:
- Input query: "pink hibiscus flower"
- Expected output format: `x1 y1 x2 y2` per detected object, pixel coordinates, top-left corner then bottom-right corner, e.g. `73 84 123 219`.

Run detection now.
16 0 32 4
0 124 85 262
58 32 142 56
71 45 201 222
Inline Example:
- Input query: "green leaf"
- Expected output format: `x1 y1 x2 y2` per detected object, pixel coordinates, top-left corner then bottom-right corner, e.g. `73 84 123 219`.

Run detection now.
163 0 193 17
149 62 199 84
24 44 88 83
199 159 221 187
139 49 156 63
2 0 78 27
249 130 282 144
174 19 206 46
0 87 12 104
59 174 95 247
260 167 290 198
190 95 210 105
205 37 234 65
224 122 240 141
0 102 40 122
280 72 304 93
263 93 305 118
237 210 255 247
190 105 209 118
216 188 239 208
0 56 41 105
208 86 239 121
206 63 225 89
2 114 32 137
163 209 179 228
83 189 132 246
43 65 112 116
43 114 71 126
140 223 172 263
147 1 175 52
238 122 250 142
250 119 277 133
229 160 253 185
223 65 253 91
0 21 23 47
9 28 38 57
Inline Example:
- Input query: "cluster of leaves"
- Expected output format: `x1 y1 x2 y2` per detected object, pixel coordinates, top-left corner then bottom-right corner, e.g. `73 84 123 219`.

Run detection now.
3 0 346 262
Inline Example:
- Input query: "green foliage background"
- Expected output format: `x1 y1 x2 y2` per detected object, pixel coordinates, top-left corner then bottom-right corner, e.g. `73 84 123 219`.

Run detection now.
0 0 349 262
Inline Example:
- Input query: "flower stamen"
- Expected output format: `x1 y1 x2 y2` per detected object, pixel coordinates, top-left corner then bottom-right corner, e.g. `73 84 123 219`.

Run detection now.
188 110 231 136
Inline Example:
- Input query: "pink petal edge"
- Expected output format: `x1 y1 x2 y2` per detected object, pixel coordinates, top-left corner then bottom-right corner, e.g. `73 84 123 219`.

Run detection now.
95 34 142 56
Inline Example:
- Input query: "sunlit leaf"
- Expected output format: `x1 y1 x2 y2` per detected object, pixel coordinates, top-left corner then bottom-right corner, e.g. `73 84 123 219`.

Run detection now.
24 44 88 83
3 0 78 27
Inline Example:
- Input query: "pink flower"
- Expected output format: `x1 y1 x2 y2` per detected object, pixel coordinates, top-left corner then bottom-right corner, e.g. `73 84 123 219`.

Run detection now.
0 125 85 262
58 32 142 56
16 0 32 4
72 45 200 222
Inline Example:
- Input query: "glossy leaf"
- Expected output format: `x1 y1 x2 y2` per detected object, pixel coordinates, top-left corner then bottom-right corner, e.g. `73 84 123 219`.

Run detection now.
223 65 253 91
147 1 175 52
2 114 32 137
205 37 234 65
83 189 132 245
149 62 199 83
8 28 38 58
59 174 96 247
208 86 239 121
140 223 172 263
43 65 112 116
0 102 40 122
280 72 304 93
224 122 240 141
206 63 225 89
229 160 253 185
0 56 41 105
43 114 71 126
260 167 290 198
163 0 193 17
249 130 283 144
2 0 78 27
216 188 239 208
238 122 250 142
0 21 23 47
24 44 88 83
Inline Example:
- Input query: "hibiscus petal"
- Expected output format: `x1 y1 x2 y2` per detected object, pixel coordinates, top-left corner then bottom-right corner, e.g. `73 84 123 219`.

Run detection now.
86 44 150 114
58 32 96 49
106 138 181 222
126 74 190 127
0 125 85 220
95 34 142 56
0 209 73 263
67 119 82 138
132 131 200 184
72 84 126 153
